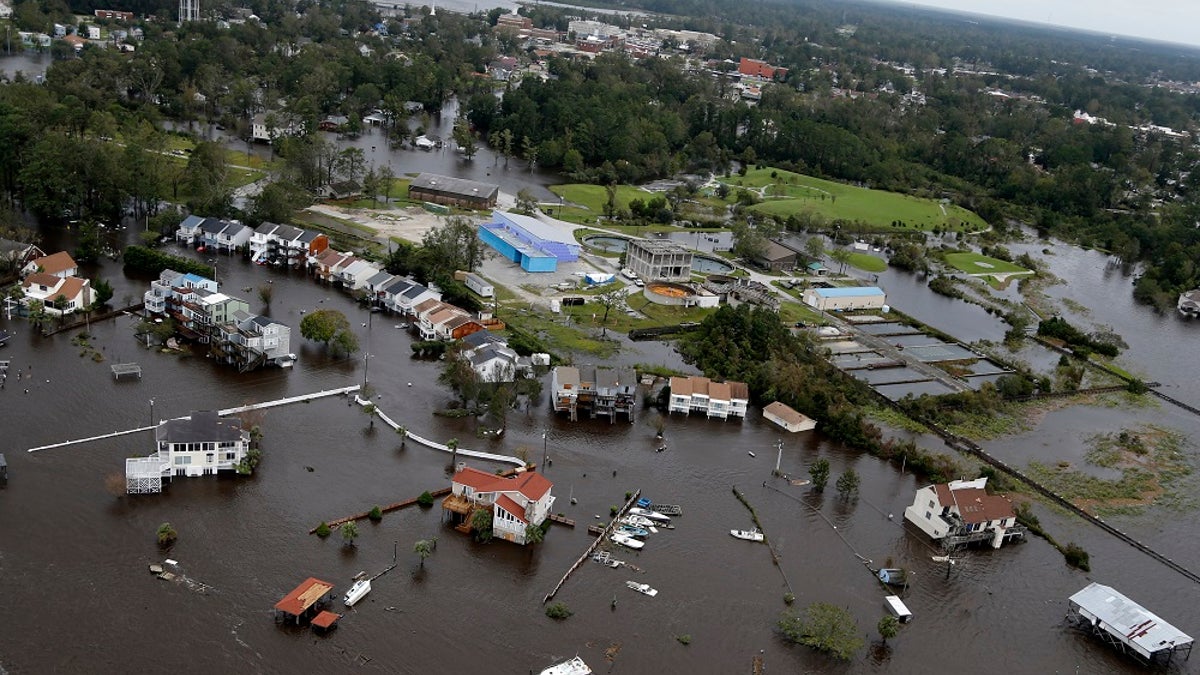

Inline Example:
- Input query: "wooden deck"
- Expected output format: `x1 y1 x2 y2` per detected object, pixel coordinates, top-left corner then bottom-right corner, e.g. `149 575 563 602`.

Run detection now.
547 513 575 527
308 487 452 533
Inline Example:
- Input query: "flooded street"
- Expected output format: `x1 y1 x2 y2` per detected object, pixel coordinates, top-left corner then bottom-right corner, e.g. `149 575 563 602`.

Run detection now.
3 229 1200 674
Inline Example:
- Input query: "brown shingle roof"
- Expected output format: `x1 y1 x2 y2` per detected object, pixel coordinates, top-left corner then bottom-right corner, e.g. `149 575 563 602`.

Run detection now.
708 381 731 402
669 376 692 396
763 401 812 426
934 484 1015 524
22 272 61 289
31 251 77 275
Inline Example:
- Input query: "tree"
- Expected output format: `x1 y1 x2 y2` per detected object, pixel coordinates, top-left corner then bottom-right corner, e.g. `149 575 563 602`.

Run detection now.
524 523 545 546
184 141 232 216
250 181 309 225
299 309 357 355
809 458 831 491
521 135 538 170
413 539 434 568
829 247 852 275
378 165 396 203
470 507 492 541
368 505 383 521
342 521 359 546
156 522 178 546
452 116 477 160
90 278 113 309
514 189 538 215
805 236 825 260
836 468 860 499
258 285 273 308
595 288 626 336
877 614 900 645
778 602 863 660
448 438 460 468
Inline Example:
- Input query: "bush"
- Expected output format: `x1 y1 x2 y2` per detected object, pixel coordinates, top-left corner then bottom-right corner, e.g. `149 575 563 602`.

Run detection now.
778 602 863 660
123 246 213 278
156 522 178 546
315 522 332 538
368 506 383 522
609 505 618 517
784 592 796 605
545 602 573 620
676 634 692 645
417 491 435 507
1064 542 1090 571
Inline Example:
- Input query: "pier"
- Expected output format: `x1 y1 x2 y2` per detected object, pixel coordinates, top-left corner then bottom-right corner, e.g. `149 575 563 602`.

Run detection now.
354 396 525 467
310 488 452 533
543 489 641 604
27 386 362 453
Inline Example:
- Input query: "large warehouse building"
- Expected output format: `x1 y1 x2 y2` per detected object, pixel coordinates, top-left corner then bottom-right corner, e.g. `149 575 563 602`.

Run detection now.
479 210 581 272
802 286 886 311
408 173 499 209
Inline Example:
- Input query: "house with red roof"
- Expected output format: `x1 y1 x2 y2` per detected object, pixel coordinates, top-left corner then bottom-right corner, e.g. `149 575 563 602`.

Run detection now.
903 477 1023 549
22 251 78 279
443 465 554 545
21 273 92 315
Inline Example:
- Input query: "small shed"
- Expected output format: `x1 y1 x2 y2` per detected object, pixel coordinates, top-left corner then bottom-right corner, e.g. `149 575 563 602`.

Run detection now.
274 577 334 624
763 401 817 433
311 610 342 634
884 595 912 623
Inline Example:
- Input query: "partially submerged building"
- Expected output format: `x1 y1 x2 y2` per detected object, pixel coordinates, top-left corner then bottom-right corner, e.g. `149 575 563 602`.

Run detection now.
626 239 693 282
408 173 499 209
551 365 637 422
125 411 251 494
762 401 816 432
667 376 749 420
1067 582 1193 665
442 466 554 545
903 477 1023 549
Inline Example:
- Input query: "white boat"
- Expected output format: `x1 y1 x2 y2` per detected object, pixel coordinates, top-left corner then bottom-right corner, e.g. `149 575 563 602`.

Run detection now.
620 515 657 530
539 656 592 675
343 579 371 607
610 532 645 550
625 580 658 597
628 507 670 523
730 528 764 542
747 451 756 457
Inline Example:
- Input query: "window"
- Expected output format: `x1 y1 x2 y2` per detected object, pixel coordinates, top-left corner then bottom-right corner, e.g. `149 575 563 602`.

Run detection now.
174 456 192 465
924 511 931 521
224 452 237 460
928 500 935 509
206 453 214 464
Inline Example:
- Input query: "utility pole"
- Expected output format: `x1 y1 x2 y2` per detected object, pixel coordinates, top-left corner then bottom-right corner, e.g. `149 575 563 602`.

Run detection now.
149 398 156 427
541 429 548 470
774 439 783 475
363 352 370 388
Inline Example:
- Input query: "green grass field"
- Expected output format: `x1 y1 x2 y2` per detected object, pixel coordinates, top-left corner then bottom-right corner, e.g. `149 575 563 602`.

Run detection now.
727 166 987 232
846 252 888 272
548 184 655 224
943 252 1030 275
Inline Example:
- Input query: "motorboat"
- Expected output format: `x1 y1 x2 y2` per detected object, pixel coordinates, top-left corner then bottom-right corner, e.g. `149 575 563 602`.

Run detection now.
538 656 592 675
618 524 651 539
636 497 652 508
343 578 371 606
730 528 764 542
620 515 657 531
625 581 658 597
610 532 644 550
628 507 670 523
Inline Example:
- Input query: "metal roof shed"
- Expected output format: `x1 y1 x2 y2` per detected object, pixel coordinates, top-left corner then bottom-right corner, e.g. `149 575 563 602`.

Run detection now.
1067 582 1193 664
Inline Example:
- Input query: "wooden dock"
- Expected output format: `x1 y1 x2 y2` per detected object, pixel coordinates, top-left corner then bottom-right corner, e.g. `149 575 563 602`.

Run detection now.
543 489 641 604
752 654 764 675
547 513 575 528
311 487 451 533
649 504 682 516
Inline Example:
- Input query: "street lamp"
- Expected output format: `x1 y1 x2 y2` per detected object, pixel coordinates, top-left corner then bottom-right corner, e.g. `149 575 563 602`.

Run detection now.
207 257 218 286
149 398 156 427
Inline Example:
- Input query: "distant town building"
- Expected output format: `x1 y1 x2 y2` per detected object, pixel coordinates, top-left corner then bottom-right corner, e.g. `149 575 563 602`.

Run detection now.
738 57 788 80
753 240 800 271
903 477 1023 549
496 10 532 30
408 173 499 209
94 8 134 21
626 239 693 282
802 286 886 311
179 0 199 22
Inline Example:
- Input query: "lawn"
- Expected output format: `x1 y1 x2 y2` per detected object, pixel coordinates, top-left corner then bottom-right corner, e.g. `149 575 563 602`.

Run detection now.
846 252 887 272
549 184 654 214
727 166 988 232
943 252 1030 275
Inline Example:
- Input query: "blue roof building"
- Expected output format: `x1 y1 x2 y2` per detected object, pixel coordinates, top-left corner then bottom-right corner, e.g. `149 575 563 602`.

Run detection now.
479 211 581 273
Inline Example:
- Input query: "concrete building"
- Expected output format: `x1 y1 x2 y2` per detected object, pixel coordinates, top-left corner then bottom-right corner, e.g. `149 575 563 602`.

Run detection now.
626 239 693 282
903 477 1023 549
802 286 886 311
408 173 499 209
179 0 199 21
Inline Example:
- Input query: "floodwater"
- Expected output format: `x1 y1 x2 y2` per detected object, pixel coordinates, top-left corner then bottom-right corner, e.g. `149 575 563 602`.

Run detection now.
3 230 1199 674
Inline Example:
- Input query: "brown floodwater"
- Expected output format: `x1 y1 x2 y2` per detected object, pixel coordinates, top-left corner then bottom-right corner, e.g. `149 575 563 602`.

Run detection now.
1 238 1198 674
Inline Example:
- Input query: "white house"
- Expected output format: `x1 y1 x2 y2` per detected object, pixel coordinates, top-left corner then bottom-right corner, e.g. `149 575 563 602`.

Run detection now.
338 259 380 291
250 222 283 262
667 376 749 419
175 214 207 245
466 342 530 382
903 477 1022 549
763 401 817 432
444 466 554 545
125 411 250 493
389 282 440 315
21 274 92 314
214 312 293 370
251 112 302 143
144 269 217 316
22 251 78 279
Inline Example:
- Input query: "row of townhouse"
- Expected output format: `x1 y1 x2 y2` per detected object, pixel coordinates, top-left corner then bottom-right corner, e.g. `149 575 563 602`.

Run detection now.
551 365 638 422
412 298 485 341
144 269 293 370
667 375 749 420
177 216 331 266
176 215 254 253
18 251 93 316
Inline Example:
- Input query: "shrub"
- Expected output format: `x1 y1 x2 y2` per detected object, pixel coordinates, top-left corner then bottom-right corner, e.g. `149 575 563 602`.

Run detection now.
1064 542 1090 571
368 506 383 522
609 505 618 517
778 602 863 660
123 245 213 278
156 522 178 546
417 491 435 507
315 522 332 538
676 634 692 645
545 602 573 620
784 592 796 605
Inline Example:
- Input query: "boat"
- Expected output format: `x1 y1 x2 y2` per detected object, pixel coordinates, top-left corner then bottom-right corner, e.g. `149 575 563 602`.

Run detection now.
628 507 670 523
930 555 956 565
610 532 645 550
877 568 909 587
538 656 592 675
636 497 652 508
747 451 756 457
625 580 658 597
730 528 764 542
343 578 371 606
620 514 656 529
618 524 651 538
